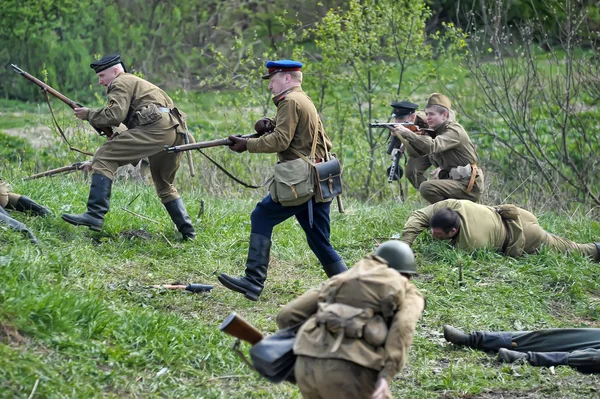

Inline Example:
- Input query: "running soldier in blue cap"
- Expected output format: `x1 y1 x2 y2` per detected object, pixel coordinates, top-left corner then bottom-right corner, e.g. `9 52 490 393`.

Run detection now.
218 60 347 301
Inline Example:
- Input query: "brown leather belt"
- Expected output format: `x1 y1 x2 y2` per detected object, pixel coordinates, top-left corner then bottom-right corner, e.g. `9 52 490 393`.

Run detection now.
501 218 511 253
466 163 478 193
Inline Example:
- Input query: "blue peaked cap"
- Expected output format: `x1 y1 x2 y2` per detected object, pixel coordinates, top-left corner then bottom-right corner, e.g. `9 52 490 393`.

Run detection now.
262 60 303 79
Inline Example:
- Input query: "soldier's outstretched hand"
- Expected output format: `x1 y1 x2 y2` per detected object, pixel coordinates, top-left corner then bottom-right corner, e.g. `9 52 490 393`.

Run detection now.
388 124 412 138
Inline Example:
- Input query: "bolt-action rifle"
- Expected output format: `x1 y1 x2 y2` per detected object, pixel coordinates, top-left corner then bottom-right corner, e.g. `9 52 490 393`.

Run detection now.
219 312 264 345
11 64 113 139
164 132 263 153
23 161 90 180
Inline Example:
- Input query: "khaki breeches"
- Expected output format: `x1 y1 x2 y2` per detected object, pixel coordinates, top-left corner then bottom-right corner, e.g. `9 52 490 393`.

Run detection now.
520 209 598 260
419 176 483 204
92 124 185 203
0 181 21 208
295 356 389 399
405 155 431 189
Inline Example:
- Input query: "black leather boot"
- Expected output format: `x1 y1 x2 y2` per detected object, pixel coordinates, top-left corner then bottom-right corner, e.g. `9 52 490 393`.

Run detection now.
0 207 38 244
443 325 470 346
498 348 527 363
164 198 196 240
62 174 112 231
322 260 347 277
11 196 51 217
218 233 271 301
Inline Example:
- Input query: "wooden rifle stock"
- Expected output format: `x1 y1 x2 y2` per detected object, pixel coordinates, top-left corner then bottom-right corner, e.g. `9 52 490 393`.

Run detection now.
219 312 264 345
11 64 112 138
23 162 89 180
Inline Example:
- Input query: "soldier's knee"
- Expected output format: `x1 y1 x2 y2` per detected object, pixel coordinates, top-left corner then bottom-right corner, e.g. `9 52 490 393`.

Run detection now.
250 203 269 225
419 181 441 203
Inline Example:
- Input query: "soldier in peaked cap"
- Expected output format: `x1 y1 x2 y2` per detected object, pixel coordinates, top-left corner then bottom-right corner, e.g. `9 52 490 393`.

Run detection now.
389 101 431 189
387 93 484 204
62 54 196 240
218 59 347 301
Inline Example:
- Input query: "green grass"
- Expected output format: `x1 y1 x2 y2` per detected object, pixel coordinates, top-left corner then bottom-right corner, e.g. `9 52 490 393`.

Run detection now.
1 177 599 398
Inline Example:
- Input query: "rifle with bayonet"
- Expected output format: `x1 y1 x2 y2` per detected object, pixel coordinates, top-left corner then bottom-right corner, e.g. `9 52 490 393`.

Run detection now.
23 161 91 181
11 64 113 139
164 132 263 153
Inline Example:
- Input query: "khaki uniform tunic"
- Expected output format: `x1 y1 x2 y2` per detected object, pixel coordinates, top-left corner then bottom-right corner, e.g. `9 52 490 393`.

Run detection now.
404 121 483 203
401 199 598 260
87 73 190 203
246 86 332 161
277 256 425 399
0 180 21 208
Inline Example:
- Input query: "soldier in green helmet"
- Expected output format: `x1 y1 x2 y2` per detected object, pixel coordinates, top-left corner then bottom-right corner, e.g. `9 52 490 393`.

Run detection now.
276 241 425 399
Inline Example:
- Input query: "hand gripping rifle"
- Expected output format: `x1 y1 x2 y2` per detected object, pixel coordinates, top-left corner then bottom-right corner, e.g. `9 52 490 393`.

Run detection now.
23 161 90 180
11 64 113 141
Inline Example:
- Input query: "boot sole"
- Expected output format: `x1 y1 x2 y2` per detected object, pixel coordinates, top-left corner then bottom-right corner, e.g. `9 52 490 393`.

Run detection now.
61 215 103 231
217 275 260 301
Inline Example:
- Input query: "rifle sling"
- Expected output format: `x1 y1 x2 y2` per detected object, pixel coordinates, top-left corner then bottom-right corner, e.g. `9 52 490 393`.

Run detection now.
43 91 93 156
196 149 272 189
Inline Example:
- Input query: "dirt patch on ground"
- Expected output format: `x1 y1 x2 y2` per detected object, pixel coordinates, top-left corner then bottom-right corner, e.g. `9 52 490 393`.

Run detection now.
4 125 55 149
0 323 28 345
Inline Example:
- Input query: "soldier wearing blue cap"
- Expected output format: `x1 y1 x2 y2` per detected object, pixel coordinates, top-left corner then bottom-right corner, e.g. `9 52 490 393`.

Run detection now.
62 54 196 240
218 59 347 301
389 101 432 189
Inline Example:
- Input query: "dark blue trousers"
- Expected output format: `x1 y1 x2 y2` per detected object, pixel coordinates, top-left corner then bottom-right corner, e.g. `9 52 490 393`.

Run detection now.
250 194 341 267
469 328 600 352
470 328 600 373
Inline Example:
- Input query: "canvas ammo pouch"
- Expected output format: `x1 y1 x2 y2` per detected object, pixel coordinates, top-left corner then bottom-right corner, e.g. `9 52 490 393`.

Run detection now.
270 158 315 207
316 303 388 351
133 103 164 126
314 157 343 202
449 164 473 181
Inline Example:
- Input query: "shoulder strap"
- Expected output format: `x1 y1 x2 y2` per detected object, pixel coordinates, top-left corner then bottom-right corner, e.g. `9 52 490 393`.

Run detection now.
290 120 330 165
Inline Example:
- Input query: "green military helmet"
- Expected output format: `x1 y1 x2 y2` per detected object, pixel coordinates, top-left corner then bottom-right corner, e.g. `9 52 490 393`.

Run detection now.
374 240 417 275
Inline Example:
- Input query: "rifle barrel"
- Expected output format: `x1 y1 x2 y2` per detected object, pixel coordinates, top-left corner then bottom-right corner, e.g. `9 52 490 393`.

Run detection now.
23 162 85 181
11 64 80 109
165 138 231 153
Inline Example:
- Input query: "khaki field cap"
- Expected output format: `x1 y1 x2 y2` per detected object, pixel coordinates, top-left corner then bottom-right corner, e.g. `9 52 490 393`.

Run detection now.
426 93 451 110
374 240 417 275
